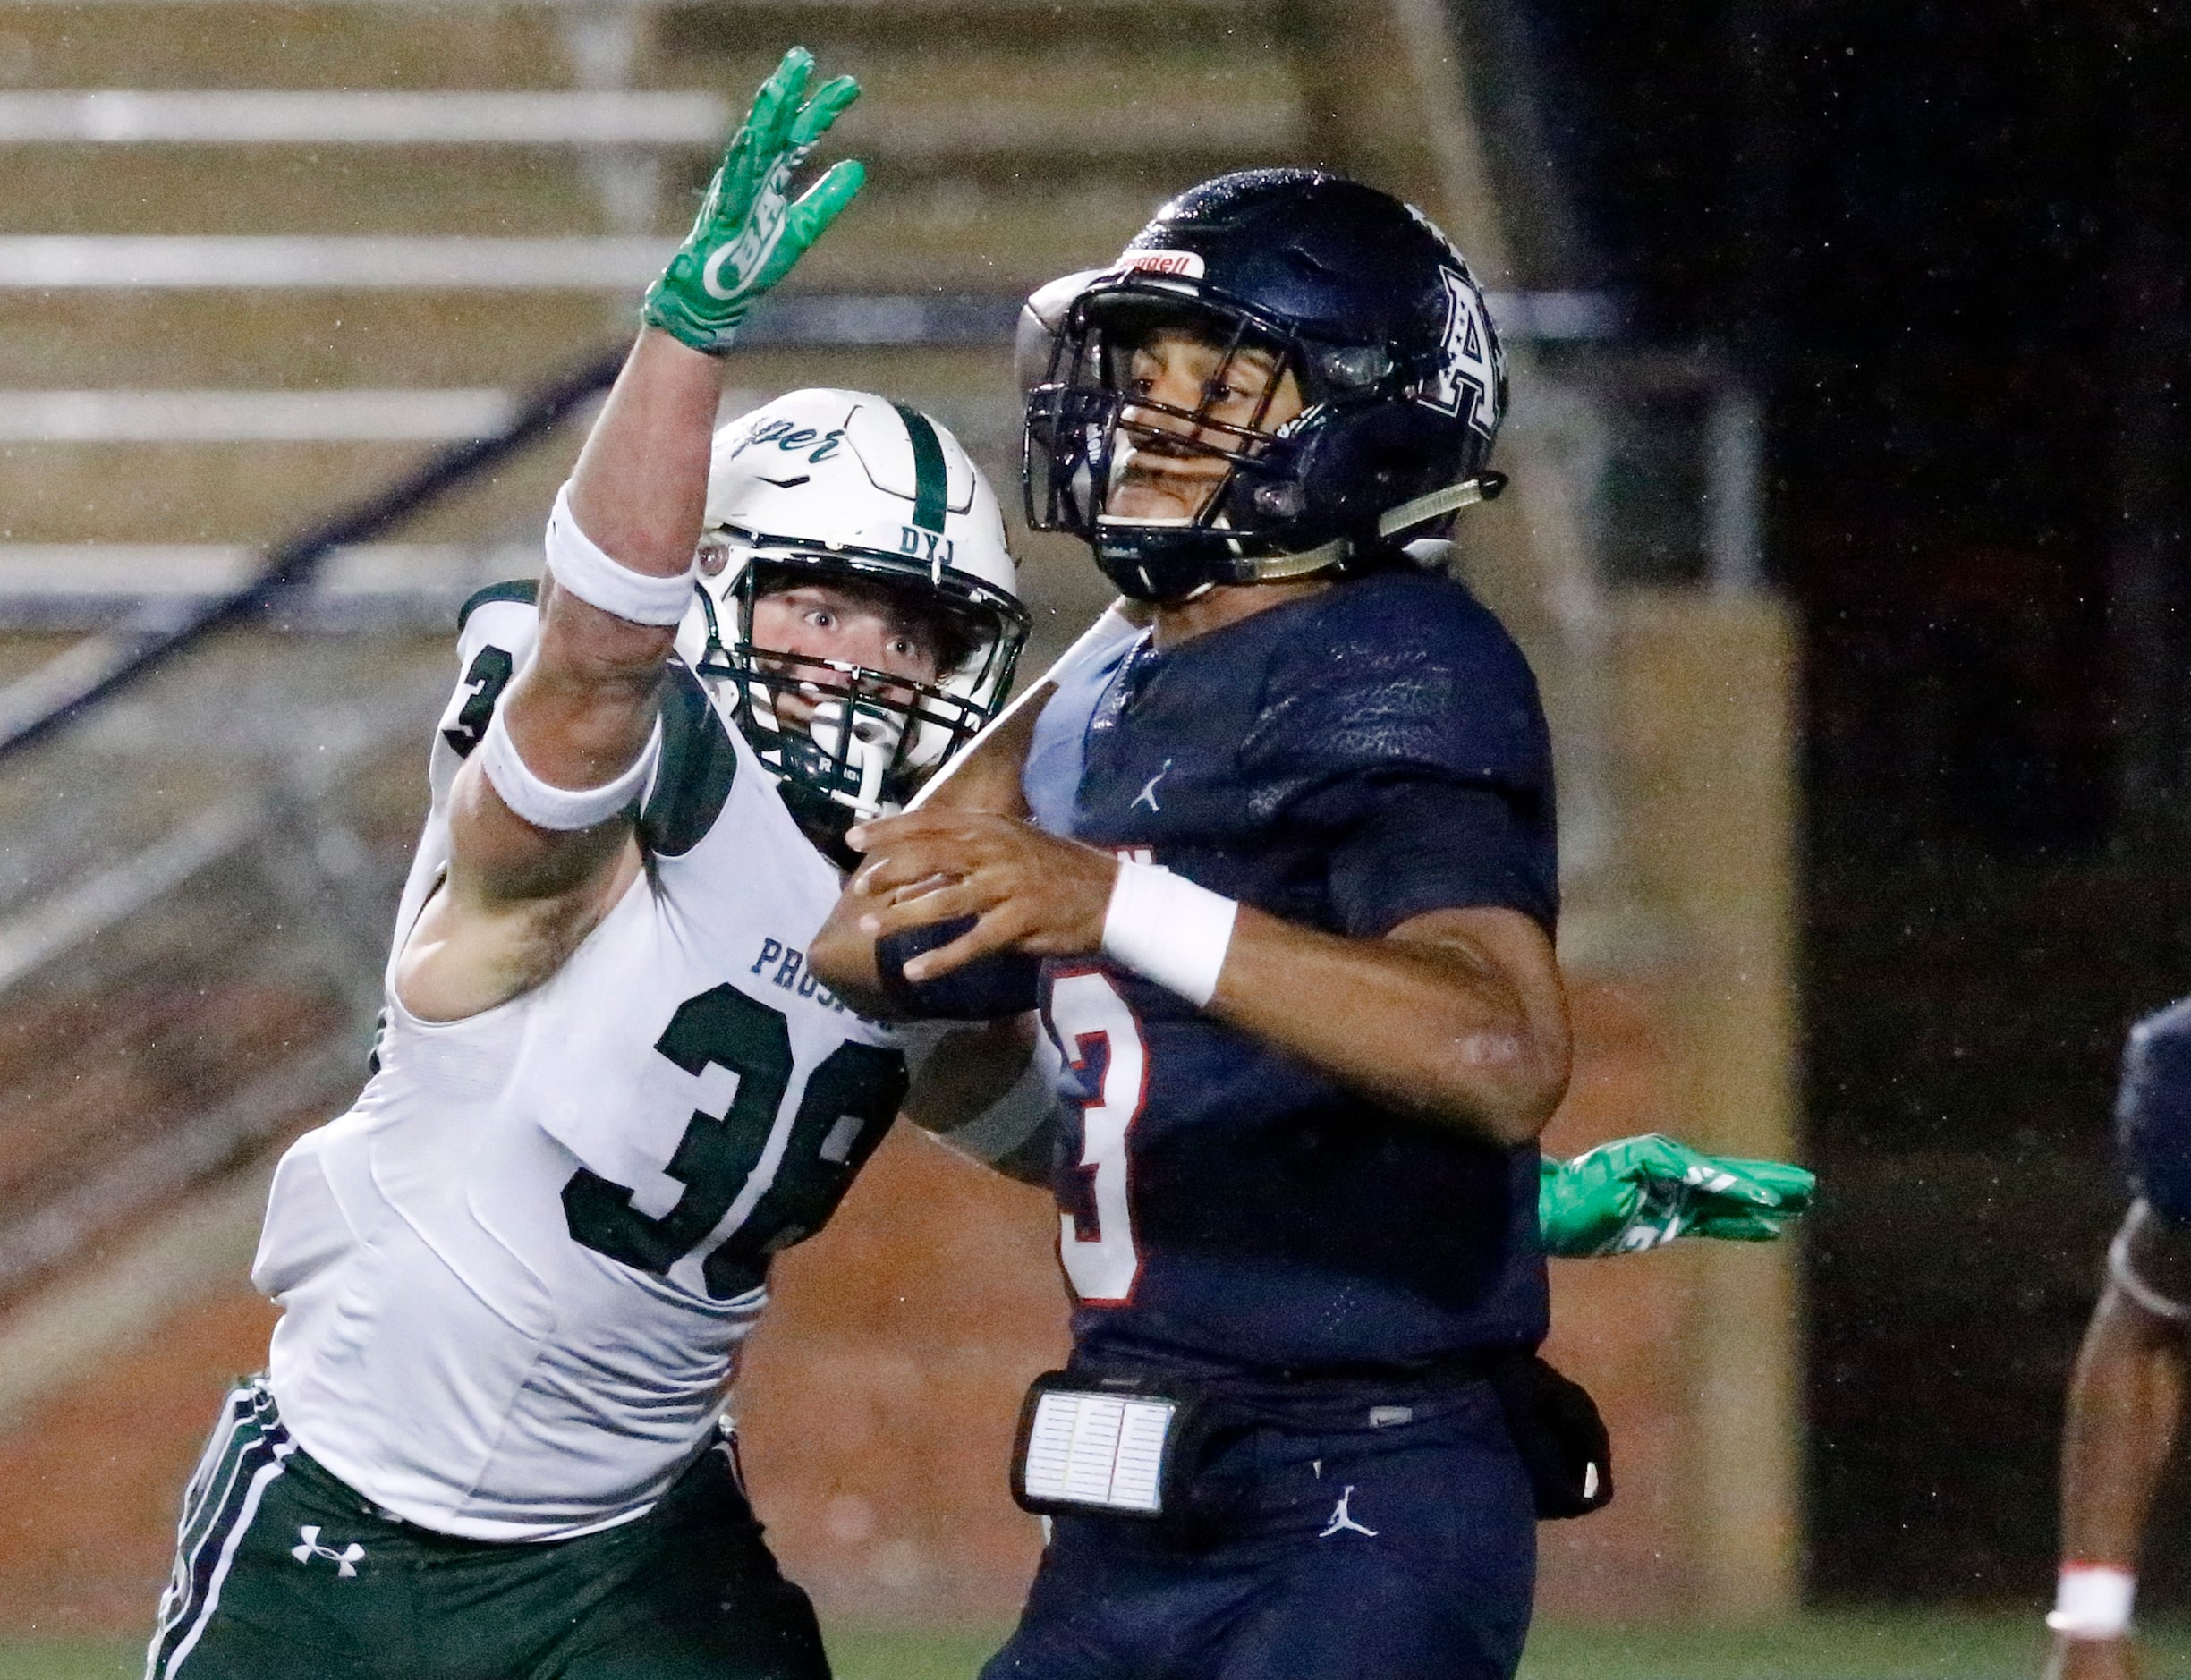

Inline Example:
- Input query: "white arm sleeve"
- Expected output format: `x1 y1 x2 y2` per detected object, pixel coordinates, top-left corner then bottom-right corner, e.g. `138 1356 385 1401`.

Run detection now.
937 1053 1057 1167
906 605 1143 814
896 1019 1057 1168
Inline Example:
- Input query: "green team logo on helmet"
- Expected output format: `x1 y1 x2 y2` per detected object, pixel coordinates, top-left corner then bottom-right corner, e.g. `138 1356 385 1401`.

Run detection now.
643 47 866 356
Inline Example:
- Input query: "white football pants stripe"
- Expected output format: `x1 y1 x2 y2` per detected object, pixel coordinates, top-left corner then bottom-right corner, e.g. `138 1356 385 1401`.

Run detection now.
146 1384 295 1680
162 1442 295 1676
147 1388 256 1667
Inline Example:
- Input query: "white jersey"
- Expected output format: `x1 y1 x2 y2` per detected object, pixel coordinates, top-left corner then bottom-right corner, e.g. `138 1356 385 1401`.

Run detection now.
254 584 905 1542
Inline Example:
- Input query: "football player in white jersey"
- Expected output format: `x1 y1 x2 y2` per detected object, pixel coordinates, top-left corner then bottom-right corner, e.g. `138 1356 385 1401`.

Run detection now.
145 49 1026 1680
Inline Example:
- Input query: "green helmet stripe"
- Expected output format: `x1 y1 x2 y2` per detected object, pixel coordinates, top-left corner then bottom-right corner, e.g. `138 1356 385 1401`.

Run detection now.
891 401 949 534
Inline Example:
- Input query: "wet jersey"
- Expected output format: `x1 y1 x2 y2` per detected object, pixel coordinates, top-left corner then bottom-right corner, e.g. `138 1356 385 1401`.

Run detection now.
1023 571 1558 1379
254 583 904 1542
2119 996 2191 1224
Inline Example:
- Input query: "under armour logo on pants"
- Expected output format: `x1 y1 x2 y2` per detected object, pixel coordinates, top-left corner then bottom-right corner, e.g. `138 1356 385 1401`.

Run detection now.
292 1525 365 1577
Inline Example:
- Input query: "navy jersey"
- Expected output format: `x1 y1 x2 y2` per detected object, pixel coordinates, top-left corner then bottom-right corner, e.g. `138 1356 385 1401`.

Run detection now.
1025 571 1558 1379
2119 996 2191 1224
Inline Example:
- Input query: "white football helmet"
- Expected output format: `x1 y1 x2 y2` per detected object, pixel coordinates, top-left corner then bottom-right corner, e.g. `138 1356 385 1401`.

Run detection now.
677 388 1029 849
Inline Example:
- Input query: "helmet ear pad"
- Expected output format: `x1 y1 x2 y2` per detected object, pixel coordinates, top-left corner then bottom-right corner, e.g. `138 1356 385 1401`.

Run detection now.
1279 401 1470 551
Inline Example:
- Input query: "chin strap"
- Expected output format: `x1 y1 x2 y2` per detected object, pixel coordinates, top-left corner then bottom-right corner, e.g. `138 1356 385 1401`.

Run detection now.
1232 472 1507 585
807 695 904 821
1375 472 1507 540
1238 535 1351 582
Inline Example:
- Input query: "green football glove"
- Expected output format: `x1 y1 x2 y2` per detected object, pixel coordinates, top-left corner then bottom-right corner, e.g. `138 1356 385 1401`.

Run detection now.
1538 1133 1815 1259
642 47 865 355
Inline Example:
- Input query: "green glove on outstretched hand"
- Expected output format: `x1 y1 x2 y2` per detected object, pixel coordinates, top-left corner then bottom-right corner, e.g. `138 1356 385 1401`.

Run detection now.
642 47 865 355
1538 1133 1815 1259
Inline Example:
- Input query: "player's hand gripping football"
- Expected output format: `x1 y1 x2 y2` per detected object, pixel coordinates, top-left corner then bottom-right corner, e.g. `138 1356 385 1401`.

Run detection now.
641 47 864 355
1538 1133 1815 1259
843 809 1117 980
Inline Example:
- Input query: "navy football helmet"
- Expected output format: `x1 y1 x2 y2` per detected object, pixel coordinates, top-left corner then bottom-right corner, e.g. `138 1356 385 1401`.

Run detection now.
1022 169 1508 602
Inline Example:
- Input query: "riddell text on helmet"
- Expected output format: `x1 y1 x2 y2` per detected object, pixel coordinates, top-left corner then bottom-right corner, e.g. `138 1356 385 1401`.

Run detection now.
1112 249 1206 279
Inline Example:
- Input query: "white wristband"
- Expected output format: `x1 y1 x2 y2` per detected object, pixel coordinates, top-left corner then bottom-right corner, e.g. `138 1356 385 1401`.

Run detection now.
2048 1565 2136 1640
2110 1222 2191 1321
545 482 697 627
1100 859 1236 1007
478 703 661 832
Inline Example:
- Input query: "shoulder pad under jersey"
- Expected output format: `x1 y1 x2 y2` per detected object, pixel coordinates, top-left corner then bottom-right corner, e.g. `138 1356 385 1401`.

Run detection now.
1242 572 1550 815
640 660 738 858
437 580 539 765
457 577 539 632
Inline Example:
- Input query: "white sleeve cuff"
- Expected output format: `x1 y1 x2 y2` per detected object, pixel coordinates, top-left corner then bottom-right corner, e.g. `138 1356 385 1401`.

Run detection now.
545 482 698 627
478 702 661 832
2048 1565 2135 1639
2109 1221 2191 1321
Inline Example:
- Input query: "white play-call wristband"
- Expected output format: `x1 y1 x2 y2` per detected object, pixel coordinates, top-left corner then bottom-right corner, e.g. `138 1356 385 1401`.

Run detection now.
478 704 661 831
1100 859 1237 1007
544 482 697 627
2048 1565 2136 1640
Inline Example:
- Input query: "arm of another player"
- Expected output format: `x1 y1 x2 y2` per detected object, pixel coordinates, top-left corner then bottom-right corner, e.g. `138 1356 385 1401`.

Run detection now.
438 330 715 895
400 50 862 1019
898 1014 1055 1187
840 810 1569 1149
1538 1134 1815 1258
2043 1201 2191 1680
903 1057 1818 1221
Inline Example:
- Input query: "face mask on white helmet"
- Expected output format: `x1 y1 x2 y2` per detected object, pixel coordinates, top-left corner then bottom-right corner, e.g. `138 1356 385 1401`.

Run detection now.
675 388 1030 857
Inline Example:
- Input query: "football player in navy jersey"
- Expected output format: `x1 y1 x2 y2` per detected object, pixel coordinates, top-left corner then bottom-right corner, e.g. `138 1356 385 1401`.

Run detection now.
809 170 1648 1680
2044 997 2191 1680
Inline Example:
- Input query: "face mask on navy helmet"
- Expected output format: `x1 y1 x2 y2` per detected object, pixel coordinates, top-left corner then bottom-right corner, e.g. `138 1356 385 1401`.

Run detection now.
675 389 1030 859
1021 169 1508 603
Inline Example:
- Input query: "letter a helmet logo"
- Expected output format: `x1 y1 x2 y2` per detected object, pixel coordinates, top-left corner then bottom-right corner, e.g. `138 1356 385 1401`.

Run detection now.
1423 267 1495 436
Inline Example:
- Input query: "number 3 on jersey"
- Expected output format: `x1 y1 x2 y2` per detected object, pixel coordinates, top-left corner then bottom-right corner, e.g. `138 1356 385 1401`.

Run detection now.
1049 970 1146 1302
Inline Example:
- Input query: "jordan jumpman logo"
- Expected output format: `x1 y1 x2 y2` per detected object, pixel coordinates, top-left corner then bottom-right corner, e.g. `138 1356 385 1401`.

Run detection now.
1131 759 1173 813
1319 1485 1378 1538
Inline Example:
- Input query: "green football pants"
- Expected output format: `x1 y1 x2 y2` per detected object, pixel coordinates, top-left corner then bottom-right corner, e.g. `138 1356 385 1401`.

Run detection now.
146 1379 829 1680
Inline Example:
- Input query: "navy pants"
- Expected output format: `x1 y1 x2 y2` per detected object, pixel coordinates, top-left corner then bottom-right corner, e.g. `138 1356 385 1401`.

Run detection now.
982 1379 1536 1680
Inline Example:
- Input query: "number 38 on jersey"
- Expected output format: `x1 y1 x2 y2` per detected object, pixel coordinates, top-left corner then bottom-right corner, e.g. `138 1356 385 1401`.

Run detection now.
562 982 906 1301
